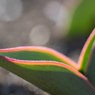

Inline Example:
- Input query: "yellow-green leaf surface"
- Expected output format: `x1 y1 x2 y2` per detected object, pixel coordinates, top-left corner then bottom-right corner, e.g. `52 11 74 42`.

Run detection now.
78 29 95 73
85 45 95 87
0 46 77 69
0 56 95 95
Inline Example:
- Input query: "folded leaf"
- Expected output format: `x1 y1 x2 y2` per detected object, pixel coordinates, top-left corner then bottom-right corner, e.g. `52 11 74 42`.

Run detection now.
85 45 95 87
0 46 77 70
0 56 94 95
78 29 95 73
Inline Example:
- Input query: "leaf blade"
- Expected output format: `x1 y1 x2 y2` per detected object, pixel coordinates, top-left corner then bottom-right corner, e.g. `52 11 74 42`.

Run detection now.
0 56 95 95
85 45 95 87
78 29 95 73
0 46 77 69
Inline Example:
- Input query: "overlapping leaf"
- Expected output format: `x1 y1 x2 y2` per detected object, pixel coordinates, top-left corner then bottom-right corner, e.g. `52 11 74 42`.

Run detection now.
78 29 95 73
0 29 94 73
0 56 94 95
0 29 95 94
85 46 95 87
0 46 77 69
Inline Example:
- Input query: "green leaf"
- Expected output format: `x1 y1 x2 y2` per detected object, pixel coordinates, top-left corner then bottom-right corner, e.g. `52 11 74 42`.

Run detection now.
68 0 95 38
0 46 77 70
78 29 95 73
85 46 95 87
0 56 94 95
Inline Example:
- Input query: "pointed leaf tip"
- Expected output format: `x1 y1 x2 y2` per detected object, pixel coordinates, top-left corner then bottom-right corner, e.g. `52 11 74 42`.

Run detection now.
78 29 95 73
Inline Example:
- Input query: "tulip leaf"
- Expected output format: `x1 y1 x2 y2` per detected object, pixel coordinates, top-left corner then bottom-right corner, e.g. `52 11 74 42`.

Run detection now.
78 29 95 73
68 0 95 38
0 47 77 70
0 56 95 95
85 46 95 87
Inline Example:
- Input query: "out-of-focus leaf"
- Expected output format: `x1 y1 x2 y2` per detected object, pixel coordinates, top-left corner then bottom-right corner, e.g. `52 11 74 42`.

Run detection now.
0 56 94 95
78 29 95 73
68 0 95 38
85 46 95 87
0 46 77 70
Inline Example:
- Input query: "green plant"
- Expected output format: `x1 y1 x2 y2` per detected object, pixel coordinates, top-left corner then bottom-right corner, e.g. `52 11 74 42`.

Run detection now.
0 29 95 95
67 0 95 39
